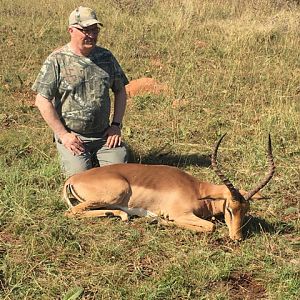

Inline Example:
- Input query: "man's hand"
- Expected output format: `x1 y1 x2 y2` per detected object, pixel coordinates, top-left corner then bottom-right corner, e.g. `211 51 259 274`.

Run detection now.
35 94 85 156
60 132 85 155
105 125 122 148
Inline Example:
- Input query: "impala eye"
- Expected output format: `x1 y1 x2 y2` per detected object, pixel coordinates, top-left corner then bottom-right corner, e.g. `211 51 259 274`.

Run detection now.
226 207 233 219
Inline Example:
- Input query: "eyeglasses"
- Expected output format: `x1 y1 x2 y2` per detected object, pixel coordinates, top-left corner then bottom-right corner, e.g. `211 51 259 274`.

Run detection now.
74 26 100 35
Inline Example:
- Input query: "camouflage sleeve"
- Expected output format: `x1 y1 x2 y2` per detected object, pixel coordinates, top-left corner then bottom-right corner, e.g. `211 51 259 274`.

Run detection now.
31 55 59 100
110 54 129 93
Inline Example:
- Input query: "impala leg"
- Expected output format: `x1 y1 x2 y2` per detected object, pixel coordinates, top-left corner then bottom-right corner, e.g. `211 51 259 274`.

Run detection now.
67 200 101 215
64 176 131 220
173 213 215 233
65 209 129 221
66 200 129 221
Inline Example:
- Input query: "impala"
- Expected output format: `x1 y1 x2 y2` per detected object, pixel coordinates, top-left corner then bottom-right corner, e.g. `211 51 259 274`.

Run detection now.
63 135 275 240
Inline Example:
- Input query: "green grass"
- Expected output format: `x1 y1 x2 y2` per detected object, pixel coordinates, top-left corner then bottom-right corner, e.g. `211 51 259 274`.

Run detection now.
1 0 299 299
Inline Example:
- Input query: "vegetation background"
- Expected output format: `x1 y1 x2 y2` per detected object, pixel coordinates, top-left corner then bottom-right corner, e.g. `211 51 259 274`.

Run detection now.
0 0 299 299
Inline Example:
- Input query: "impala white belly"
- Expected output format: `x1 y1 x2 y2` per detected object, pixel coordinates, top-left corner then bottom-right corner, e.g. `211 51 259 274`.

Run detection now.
107 186 172 218
116 206 157 218
118 185 175 218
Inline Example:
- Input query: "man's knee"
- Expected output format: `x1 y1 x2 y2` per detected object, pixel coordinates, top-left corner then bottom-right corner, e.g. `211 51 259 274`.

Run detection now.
62 159 92 177
97 144 128 166
56 142 92 177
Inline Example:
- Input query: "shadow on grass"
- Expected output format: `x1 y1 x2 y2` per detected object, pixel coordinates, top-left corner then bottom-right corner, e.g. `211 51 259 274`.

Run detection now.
242 215 295 239
90 144 211 168
211 215 295 240
127 145 212 168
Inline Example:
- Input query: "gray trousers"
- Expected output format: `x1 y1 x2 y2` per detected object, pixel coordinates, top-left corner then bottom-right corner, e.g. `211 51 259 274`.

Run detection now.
55 134 128 177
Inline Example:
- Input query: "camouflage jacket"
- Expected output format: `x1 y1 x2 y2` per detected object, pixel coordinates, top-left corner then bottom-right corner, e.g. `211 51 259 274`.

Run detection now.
32 44 128 135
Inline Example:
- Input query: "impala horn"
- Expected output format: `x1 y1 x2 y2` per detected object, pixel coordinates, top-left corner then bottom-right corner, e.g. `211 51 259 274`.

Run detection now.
244 134 275 201
211 134 245 203
211 134 275 202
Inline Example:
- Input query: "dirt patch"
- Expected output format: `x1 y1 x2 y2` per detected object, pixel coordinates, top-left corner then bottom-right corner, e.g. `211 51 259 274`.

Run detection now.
194 40 208 49
207 236 242 253
282 192 300 221
207 271 267 300
127 256 156 278
0 113 17 129
125 77 169 98
12 89 35 107
172 98 190 108
0 232 21 245
283 193 300 207
226 271 266 299
150 58 164 70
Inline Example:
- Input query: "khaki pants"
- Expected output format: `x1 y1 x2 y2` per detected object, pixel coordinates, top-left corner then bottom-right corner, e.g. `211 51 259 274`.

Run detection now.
55 134 128 177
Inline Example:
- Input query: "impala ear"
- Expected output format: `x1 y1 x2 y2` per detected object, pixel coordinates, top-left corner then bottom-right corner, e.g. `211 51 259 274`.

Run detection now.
239 189 264 200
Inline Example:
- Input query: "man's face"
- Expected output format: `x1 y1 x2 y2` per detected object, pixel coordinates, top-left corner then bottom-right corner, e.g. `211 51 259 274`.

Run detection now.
69 24 100 51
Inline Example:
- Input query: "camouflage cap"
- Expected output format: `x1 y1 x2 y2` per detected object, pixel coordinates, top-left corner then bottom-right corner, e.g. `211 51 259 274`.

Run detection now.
69 6 103 28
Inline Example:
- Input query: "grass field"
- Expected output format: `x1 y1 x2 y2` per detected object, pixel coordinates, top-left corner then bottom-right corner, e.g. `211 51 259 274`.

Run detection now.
0 0 299 299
